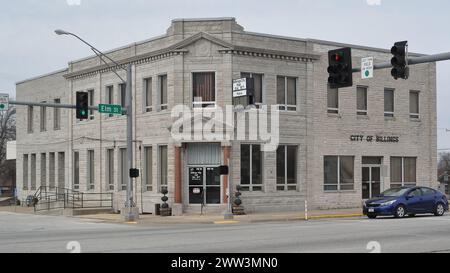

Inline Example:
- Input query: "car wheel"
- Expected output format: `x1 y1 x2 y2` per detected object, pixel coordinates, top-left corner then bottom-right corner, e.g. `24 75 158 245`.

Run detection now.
434 203 445 217
394 205 406 218
367 214 377 219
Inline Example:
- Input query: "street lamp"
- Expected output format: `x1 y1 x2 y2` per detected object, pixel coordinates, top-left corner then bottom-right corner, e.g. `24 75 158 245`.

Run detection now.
55 29 138 222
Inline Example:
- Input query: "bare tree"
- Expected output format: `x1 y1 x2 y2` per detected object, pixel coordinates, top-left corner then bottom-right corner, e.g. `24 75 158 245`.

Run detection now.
438 152 450 177
0 107 16 188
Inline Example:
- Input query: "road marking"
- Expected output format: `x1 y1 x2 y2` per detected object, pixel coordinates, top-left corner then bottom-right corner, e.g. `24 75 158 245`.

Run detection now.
213 220 240 225
125 221 138 225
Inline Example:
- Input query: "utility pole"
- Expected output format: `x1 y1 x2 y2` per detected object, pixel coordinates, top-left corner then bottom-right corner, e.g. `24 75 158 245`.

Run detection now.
53 29 138 221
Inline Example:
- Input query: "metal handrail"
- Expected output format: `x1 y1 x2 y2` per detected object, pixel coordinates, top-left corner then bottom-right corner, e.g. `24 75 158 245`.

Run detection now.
33 186 113 212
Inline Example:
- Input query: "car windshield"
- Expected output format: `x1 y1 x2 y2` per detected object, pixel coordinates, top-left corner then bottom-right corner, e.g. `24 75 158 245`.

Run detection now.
380 188 410 197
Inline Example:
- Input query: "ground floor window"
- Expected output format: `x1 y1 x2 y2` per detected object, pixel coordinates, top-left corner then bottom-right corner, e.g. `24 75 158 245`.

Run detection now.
144 146 153 192
240 144 263 191
87 150 95 190
159 145 168 192
276 145 297 191
390 157 416 188
106 149 114 191
324 156 354 191
73 151 79 190
22 154 28 190
119 148 127 191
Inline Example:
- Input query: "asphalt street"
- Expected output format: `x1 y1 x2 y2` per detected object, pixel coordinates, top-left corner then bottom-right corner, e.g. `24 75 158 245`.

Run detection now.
0 211 449 253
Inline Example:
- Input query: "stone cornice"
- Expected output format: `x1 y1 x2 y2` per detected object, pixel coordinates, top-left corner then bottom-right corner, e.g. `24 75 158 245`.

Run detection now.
219 46 320 62
64 32 320 80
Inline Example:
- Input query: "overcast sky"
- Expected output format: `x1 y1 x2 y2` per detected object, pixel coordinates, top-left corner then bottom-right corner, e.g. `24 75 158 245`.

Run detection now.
1 0 449 149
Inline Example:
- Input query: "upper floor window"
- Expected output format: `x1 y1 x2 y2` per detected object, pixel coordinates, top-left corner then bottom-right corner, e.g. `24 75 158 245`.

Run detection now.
241 72 263 106
410 91 420 119
277 76 297 111
105 85 114 118
27 106 33 133
40 101 47 132
384 88 395 117
158 75 168 111
54 99 61 130
119 83 126 109
327 86 339 114
193 72 215 108
357 86 368 116
88 89 94 120
144 78 153 113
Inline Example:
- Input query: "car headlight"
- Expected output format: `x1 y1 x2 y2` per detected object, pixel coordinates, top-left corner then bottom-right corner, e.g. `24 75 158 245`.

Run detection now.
380 200 396 206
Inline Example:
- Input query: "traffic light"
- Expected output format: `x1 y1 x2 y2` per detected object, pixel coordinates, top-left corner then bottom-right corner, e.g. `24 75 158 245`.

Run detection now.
327 47 353 89
76 91 89 120
391 41 409 80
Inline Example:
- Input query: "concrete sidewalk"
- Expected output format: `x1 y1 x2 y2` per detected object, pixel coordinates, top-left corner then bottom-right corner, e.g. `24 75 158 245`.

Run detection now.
75 208 364 225
0 205 364 225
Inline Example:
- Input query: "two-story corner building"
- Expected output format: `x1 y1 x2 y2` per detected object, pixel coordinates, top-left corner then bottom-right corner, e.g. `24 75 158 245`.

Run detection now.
15 18 437 215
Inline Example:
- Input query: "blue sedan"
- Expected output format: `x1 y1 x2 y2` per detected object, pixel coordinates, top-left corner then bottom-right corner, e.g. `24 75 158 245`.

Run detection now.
363 186 449 219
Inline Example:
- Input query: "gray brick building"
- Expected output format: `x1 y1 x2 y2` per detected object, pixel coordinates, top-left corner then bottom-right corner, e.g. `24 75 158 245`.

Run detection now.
15 18 437 214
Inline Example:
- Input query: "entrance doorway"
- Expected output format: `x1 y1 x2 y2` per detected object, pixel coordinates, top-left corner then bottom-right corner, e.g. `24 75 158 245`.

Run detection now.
188 166 221 205
362 157 383 199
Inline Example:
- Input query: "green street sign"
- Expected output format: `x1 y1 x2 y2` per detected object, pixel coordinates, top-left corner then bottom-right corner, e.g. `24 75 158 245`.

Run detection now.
98 104 122 115
0 93 9 112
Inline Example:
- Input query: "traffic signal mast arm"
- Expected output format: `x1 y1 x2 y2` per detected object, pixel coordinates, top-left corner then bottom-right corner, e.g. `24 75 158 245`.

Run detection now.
352 51 450 73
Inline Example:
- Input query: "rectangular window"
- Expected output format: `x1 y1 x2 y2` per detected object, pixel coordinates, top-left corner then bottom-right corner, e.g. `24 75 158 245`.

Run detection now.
159 75 168 110
23 155 29 190
159 145 168 192
40 102 47 132
241 72 263 105
390 157 417 188
144 78 153 112
87 150 95 190
88 89 94 120
119 148 127 191
40 153 46 188
106 149 114 191
410 91 420 119
119 83 126 110
54 99 61 130
327 86 339 114
27 106 33 133
144 147 153 192
277 76 297 111
57 152 65 189
49 152 55 188
357 86 368 115
240 144 263 192
73 151 79 190
106 86 114 118
384 89 394 117
324 156 355 191
193 72 215 108
276 145 297 191
30 154 36 190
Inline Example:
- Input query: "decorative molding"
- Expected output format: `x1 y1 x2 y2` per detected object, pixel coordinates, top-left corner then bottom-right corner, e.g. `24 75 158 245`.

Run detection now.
64 31 319 80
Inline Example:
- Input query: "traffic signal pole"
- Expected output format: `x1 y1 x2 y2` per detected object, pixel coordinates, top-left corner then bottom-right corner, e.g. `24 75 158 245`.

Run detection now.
351 51 450 73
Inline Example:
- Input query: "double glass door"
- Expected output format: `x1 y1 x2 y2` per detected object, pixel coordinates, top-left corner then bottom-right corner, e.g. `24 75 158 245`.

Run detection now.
188 166 221 205
362 165 381 199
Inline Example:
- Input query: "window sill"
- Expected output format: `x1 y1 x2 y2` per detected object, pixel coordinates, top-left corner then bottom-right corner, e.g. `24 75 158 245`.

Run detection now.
327 113 341 118
384 116 396 121
410 118 421 122
323 190 357 194
357 115 369 120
